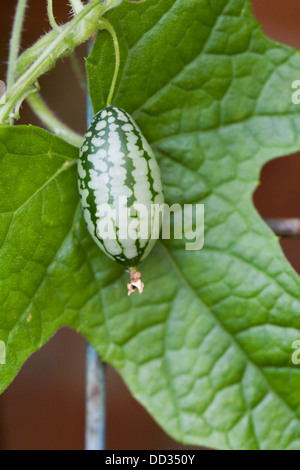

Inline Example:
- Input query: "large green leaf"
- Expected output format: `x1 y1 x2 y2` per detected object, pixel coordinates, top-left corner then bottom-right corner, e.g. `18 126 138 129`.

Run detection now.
2 0 300 450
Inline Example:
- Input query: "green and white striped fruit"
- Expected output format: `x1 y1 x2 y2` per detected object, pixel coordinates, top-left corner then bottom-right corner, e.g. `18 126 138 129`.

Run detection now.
78 106 164 277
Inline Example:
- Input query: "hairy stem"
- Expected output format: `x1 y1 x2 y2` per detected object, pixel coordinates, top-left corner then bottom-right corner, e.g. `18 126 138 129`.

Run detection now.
0 0 123 124
99 17 120 106
27 93 83 147
6 0 27 91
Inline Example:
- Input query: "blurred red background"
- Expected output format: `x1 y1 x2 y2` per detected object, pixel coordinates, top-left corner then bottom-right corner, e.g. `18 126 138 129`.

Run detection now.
0 0 300 450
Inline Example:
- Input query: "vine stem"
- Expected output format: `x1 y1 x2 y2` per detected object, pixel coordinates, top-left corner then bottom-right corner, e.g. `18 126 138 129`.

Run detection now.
27 93 83 147
47 0 60 30
0 0 123 124
6 0 27 91
99 17 120 106
6 0 27 124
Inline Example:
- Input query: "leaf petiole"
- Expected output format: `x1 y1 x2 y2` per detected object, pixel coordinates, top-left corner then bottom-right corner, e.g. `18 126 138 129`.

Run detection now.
27 92 83 147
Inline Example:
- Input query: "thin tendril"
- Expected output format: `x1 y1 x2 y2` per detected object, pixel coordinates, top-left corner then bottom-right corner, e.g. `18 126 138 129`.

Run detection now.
47 0 60 30
99 17 120 106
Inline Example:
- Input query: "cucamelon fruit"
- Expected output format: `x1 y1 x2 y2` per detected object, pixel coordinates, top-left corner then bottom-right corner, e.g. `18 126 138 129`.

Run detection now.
78 106 164 295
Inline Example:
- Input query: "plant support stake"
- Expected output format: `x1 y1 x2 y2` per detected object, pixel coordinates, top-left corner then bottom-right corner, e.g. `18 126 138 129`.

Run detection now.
85 342 106 450
85 42 106 449
266 218 300 238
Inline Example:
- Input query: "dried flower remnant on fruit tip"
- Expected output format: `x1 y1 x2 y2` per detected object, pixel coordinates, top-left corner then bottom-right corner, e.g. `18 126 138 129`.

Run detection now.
127 270 144 296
